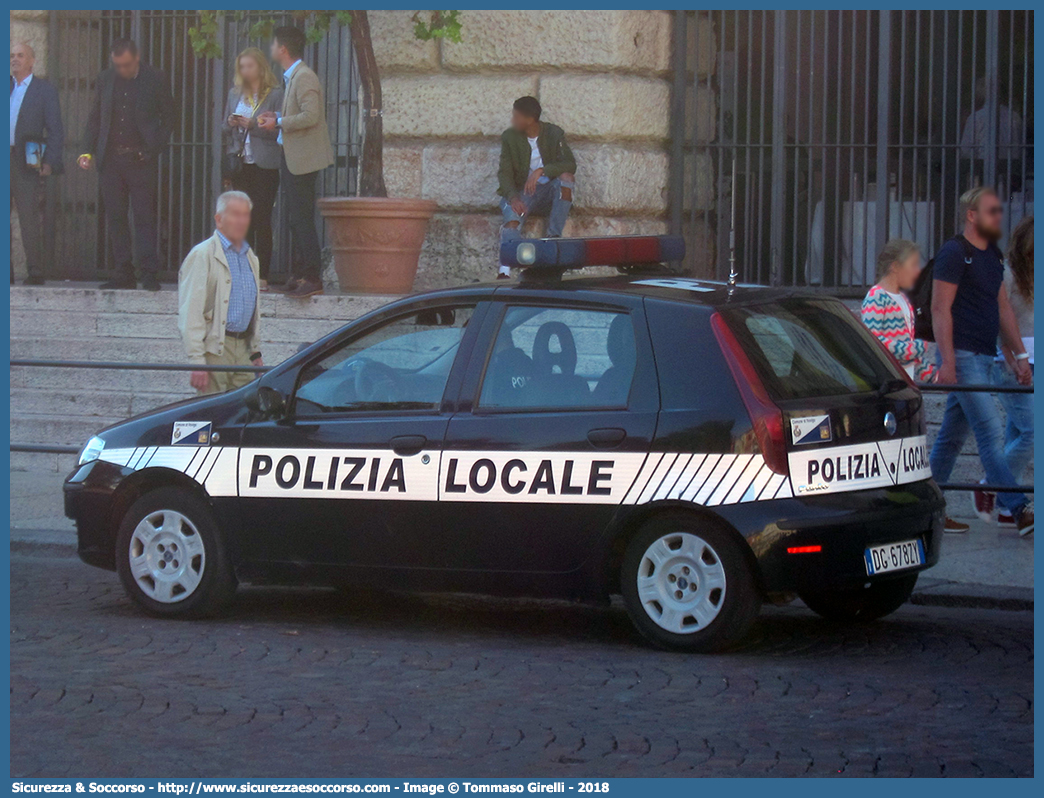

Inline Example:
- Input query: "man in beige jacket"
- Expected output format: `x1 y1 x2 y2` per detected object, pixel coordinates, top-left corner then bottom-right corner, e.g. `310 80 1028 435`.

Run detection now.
257 26 334 298
178 191 263 394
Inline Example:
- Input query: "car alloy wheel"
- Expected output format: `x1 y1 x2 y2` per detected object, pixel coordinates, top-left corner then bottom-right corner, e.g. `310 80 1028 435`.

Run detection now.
128 509 206 603
636 532 727 633
116 486 236 618
621 512 760 652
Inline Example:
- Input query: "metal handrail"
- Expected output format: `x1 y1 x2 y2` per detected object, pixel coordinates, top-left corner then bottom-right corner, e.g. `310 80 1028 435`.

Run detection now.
916 382 1032 394
12 443 80 455
10 358 270 373
916 381 1034 492
9 359 1034 493
939 482 1033 493
11 359 266 457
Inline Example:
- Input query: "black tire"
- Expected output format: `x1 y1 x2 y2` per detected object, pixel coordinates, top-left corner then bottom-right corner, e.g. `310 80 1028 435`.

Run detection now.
620 512 761 652
799 573 918 622
115 486 236 618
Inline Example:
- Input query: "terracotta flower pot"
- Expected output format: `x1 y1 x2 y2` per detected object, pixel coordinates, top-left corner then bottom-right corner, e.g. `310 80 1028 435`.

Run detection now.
317 196 438 294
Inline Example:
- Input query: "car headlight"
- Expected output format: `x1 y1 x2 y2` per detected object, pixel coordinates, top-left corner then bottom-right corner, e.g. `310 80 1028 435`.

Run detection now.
78 436 106 465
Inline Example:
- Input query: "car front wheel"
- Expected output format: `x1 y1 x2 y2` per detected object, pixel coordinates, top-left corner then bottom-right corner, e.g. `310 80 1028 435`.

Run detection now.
115 486 236 618
620 513 761 652
798 573 918 622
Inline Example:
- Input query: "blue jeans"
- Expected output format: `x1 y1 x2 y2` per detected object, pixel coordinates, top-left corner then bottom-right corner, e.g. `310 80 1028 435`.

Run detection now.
995 361 1034 484
499 176 574 269
929 350 1029 515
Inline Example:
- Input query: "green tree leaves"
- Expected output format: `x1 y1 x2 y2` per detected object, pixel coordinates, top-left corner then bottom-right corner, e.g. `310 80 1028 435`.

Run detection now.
187 10 462 58
411 10 463 42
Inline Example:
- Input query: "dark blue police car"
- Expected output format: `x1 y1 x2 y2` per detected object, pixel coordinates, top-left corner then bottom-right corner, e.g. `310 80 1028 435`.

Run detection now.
64 235 944 651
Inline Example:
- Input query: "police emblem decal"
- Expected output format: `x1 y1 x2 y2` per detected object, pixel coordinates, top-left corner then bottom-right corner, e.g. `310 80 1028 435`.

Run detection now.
172 421 213 445
790 414 832 446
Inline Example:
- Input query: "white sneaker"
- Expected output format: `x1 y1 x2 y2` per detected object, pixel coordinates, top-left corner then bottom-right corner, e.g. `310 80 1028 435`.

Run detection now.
1016 503 1034 537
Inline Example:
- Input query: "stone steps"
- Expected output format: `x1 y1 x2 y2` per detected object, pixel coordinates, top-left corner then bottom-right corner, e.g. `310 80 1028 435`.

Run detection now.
11 363 189 394
10 387 189 420
9 286 400 465
9 450 78 475
11 285 396 318
11 412 120 448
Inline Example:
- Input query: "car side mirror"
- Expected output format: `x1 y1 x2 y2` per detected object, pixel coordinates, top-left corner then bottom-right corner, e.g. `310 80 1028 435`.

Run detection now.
246 385 286 419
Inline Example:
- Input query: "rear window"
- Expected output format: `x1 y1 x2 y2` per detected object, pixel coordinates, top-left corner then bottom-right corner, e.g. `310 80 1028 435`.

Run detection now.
722 298 903 400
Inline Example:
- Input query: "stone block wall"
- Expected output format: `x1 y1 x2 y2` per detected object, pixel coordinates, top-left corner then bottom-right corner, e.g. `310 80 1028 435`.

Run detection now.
370 10 677 289
9 9 48 71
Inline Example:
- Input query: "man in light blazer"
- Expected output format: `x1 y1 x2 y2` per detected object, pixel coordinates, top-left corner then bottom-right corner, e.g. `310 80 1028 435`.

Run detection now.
179 191 263 395
258 26 334 298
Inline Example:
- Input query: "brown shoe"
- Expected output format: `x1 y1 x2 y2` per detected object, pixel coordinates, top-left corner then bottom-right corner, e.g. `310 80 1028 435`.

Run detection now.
271 277 299 294
943 517 970 534
286 278 323 298
1016 505 1034 537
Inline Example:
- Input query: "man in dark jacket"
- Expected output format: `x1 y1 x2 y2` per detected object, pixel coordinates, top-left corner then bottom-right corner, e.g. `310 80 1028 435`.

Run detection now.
10 41 63 285
496 96 576 277
79 39 175 290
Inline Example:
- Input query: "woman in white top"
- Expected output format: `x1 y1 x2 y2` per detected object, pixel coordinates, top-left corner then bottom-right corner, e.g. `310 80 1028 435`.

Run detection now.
222 47 283 287
994 216 1033 526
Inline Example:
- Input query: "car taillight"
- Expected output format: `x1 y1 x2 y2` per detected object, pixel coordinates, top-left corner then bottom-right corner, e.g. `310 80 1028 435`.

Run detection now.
787 545 822 554
710 312 789 476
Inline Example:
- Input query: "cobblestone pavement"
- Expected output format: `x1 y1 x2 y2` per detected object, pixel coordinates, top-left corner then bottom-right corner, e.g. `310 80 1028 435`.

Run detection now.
10 551 1033 778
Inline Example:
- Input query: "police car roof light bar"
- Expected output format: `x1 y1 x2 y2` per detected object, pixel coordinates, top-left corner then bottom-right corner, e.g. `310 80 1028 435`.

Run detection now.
501 235 685 273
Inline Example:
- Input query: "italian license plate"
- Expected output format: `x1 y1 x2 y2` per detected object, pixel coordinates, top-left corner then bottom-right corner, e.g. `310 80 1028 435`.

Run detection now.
864 538 925 576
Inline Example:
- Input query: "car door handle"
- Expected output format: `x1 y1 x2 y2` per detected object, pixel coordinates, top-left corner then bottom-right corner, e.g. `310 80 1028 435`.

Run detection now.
587 428 627 448
390 435 427 456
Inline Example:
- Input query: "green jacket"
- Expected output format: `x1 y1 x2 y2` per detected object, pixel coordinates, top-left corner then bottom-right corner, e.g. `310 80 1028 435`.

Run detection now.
497 123 577 199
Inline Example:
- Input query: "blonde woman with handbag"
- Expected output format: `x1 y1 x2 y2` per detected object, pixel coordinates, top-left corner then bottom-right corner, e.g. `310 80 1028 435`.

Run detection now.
222 47 283 288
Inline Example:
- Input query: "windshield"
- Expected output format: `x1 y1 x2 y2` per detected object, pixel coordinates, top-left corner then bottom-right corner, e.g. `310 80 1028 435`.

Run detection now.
722 298 904 401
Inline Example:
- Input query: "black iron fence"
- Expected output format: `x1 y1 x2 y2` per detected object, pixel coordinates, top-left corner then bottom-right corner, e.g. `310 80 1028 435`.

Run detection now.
9 358 1033 494
46 9 360 282
670 9 1034 290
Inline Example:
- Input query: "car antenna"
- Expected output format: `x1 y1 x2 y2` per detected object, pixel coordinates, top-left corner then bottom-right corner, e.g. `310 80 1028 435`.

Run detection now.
727 157 738 298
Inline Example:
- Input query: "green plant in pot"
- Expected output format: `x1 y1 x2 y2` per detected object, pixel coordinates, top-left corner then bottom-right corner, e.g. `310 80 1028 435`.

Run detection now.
190 10 462 293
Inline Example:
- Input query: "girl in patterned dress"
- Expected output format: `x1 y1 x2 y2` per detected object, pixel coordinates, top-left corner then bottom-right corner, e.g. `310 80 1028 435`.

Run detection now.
861 239 936 382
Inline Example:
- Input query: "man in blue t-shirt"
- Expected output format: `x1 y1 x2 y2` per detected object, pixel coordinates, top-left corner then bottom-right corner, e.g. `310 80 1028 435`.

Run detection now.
930 186 1034 536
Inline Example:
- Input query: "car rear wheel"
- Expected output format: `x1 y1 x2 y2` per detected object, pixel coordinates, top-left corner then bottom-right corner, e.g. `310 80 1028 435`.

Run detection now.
799 573 918 622
620 513 761 652
115 486 236 618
